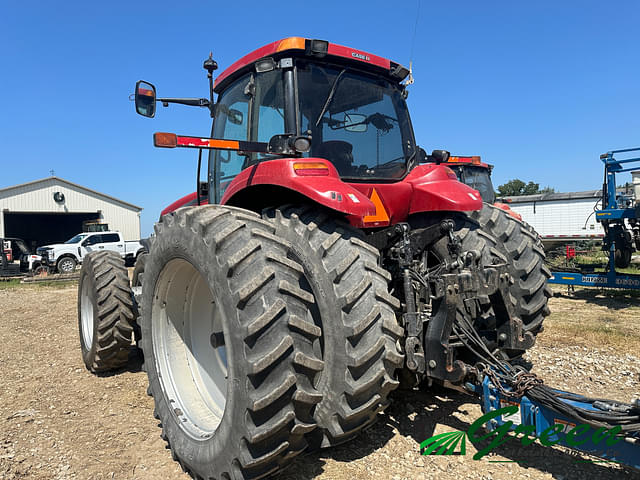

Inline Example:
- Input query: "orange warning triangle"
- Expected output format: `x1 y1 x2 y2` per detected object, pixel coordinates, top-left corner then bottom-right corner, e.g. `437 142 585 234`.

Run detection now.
363 188 390 223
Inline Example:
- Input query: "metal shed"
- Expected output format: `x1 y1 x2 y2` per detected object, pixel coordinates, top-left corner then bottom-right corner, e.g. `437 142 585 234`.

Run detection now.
0 177 142 251
504 190 604 245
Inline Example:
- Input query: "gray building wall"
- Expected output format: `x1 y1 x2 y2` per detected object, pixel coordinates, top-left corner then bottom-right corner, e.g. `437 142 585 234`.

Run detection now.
505 190 603 240
0 177 141 240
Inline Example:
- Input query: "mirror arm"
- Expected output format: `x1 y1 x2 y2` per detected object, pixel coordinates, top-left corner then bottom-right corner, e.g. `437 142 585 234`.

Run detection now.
157 97 210 108
154 132 311 156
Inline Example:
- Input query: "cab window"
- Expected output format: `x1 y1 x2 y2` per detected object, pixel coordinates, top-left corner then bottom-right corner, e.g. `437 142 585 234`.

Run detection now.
102 233 120 243
212 74 251 198
254 70 285 148
83 235 102 246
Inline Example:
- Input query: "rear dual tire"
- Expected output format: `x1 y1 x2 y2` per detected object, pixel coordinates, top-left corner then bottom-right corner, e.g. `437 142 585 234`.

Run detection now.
263 205 404 448
140 206 323 479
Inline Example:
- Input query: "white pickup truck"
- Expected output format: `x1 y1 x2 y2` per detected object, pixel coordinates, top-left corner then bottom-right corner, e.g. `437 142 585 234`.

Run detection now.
37 231 145 273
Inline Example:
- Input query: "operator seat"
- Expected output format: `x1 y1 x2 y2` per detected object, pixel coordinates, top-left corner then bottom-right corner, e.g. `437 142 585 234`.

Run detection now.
315 141 354 176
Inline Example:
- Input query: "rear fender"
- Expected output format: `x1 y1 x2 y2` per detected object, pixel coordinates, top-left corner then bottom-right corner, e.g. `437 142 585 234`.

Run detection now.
405 164 483 214
160 192 209 218
221 158 375 217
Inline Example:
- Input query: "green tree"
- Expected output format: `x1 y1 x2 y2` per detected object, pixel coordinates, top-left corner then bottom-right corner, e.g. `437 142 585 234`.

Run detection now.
497 179 554 196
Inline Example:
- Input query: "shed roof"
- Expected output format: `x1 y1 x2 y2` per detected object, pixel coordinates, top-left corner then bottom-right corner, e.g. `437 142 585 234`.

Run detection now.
0 177 142 211
504 189 602 203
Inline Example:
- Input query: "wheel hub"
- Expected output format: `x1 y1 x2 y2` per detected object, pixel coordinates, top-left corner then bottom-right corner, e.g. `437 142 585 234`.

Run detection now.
60 259 74 272
80 280 94 349
151 259 228 440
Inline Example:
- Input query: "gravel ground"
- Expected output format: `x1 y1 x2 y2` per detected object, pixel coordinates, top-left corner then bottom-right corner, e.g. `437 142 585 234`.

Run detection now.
0 283 639 480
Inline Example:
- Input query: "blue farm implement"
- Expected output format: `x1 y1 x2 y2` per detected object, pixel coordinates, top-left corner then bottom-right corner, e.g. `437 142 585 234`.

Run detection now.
463 369 640 471
549 147 640 290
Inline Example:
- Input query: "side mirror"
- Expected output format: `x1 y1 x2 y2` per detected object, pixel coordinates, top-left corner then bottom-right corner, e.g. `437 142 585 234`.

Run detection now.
431 149 450 164
135 80 156 118
344 113 367 132
228 108 244 125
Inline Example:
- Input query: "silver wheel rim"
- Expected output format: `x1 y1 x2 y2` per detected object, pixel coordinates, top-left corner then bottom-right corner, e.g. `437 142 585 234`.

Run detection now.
80 279 94 349
60 259 74 272
152 258 228 440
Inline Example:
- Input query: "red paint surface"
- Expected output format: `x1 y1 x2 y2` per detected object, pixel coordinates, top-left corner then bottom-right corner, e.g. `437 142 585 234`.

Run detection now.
326 43 390 70
162 163 483 228
161 192 208 217
214 37 396 90
221 158 376 218
403 164 483 215
215 40 283 90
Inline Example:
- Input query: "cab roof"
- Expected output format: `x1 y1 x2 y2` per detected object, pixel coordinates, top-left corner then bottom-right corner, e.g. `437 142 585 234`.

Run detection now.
214 37 409 93
445 156 492 170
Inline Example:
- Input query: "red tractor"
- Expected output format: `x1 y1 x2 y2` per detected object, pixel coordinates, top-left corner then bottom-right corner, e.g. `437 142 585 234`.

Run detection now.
77 38 550 479
443 155 523 220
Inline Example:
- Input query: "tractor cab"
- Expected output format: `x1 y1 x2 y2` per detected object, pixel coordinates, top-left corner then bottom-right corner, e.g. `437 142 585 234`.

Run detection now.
137 37 482 227
442 155 524 220
209 39 416 201
443 156 496 204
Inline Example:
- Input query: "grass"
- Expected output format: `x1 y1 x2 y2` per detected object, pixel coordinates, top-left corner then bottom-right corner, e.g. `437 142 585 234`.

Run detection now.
542 287 640 353
550 249 640 275
0 279 22 289
0 278 78 289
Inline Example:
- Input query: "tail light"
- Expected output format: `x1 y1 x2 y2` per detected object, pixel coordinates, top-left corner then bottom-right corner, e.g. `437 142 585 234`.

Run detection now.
293 162 330 176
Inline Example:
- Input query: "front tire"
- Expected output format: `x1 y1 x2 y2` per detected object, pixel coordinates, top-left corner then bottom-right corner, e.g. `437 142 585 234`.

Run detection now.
141 206 322 479
78 251 135 372
57 256 77 274
263 205 404 448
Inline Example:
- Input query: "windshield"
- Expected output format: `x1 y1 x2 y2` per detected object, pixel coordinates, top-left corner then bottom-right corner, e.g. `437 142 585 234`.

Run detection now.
65 234 88 244
297 61 415 180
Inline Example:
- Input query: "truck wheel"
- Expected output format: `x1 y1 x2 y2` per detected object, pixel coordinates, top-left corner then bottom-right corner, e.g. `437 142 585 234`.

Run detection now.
140 206 322 479
78 251 135 372
468 203 551 335
263 205 404 448
57 256 77 273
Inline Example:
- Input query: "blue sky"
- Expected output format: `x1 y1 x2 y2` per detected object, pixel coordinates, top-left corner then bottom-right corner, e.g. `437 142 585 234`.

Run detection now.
2 1 639 236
